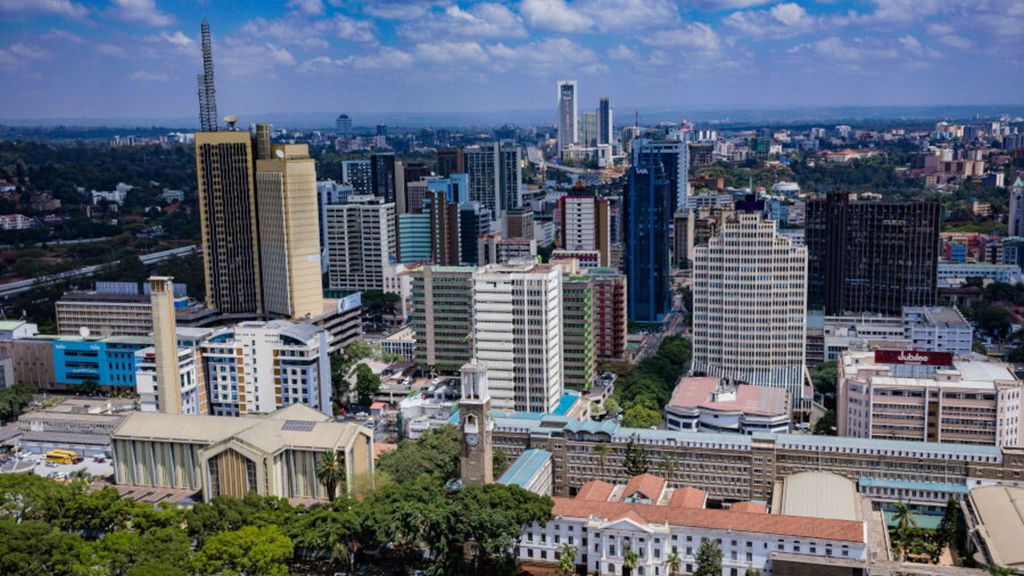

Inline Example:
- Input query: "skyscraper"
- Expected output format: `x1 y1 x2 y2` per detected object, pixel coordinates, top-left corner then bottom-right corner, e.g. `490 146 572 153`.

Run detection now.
557 80 578 150
335 114 352 139
326 195 396 292
589 268 628 360
341 159 372 195
196 19 218 132
473 263 563 413
466 143 501 217
195 131 262 316
599 97 613 145
498 143 522 215
370 152 400 203
426 190 461 266
624 141 672 325
255 144 324 319
437 148 465 178
459 202 492 265
631 138 689 211
692 207 808 400
411 265 475 372
806 193 940 315
581 111 599 148
562 275 595 390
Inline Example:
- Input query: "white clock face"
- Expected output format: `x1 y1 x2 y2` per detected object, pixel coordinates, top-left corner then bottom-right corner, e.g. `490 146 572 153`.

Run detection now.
466 433 478 446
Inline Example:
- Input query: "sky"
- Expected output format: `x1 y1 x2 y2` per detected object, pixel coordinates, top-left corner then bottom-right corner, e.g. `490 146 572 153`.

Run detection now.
1 0 1022 124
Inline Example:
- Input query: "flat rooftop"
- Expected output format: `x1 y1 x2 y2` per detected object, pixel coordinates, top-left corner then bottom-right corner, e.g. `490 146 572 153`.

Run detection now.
668 376 788 416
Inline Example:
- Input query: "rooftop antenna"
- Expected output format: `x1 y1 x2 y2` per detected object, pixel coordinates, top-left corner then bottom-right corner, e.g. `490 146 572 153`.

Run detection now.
197 18 219 132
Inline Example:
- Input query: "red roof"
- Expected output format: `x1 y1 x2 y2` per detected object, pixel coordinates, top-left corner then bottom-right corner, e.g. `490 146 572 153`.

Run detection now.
669 486 707 509
668 376 788 417
731 501 767 514
577 480 614 502
551 498 864 543
369 402 387 410
620 474 666 502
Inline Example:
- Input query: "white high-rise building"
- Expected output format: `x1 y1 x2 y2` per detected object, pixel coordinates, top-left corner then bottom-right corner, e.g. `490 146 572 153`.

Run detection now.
466 143 501 218
692 210 809 400
473 263 563 413
557 80 578 151
325 195 397 292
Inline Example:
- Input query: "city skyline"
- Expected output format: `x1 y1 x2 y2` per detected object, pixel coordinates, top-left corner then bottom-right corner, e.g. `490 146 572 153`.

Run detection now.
1 0 1023 123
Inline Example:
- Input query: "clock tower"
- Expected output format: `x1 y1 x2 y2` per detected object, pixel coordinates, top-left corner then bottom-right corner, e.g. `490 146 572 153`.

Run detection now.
459 359 493 484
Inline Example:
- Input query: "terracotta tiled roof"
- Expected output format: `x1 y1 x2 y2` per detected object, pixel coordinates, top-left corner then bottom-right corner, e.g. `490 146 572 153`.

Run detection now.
669 486 707 509
620 474 666 502
373 443 397 460
551 498 864 543
577 480 615 502
668 376 788 417
730 501 767 514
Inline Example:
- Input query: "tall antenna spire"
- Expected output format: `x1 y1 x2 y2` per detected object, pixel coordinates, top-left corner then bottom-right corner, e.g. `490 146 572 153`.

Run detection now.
197 18 219 132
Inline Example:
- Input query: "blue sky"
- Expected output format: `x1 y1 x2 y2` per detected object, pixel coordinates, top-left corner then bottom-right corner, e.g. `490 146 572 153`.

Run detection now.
1 0 1022 123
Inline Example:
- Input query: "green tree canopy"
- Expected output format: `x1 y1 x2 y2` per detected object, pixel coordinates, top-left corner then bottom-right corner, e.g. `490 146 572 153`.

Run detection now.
192 525 294 576
622 404 662 429
694 539 723 576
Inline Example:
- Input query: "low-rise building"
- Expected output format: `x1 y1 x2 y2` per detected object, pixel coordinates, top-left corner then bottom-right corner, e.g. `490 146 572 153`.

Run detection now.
380 327 415 361
838 350 1023 447
111 404 373 502
963 485 1024 573
665 376 791 434
820 306 973 361
520 474 869 576
397 377 459 439
938 262 1024 287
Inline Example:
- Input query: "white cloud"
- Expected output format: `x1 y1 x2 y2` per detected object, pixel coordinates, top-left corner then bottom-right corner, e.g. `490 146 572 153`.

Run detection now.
790 36 898 65
237 14 375 50
358 0 435 20
690 0 775 9
607 44 637 60
329 14 377 43
160 31 193 49
898 35 941 58
8 43 48 60
641 23 721 51
520 0 592 33
414 40 489 64
219 39 298 78
97 43 127 57
725 3 814 38
399 3 526 40
935 33 973 49
42 29 85 44
130 70 169 82
488 37 606 75
0 0 88 18
0 48 18 71
109 0 173 27
288 0 324 16
298 47 414 73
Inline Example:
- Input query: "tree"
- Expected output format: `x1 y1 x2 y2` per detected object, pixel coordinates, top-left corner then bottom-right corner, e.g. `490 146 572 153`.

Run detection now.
315 449 346 501
623 404 662 429
354 363 381 406
665 551 682 576
623 545 639 573
0 518 82 576
361 290 400 323
937 496 959 548
809 361 837 398
973 304 1013 340
376 425 462 483
694 539 723 576
603 397 621 417
813 410 837 436
192 525 293 576
623 434 650 477
892 501 918 561
558 542 578 576
493 448 510 478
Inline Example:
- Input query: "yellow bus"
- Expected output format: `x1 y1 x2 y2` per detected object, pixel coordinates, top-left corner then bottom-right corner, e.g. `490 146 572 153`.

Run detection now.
46 449 77 465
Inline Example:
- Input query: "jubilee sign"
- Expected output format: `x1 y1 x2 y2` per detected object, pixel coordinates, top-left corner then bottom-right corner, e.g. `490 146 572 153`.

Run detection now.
874 350 954 366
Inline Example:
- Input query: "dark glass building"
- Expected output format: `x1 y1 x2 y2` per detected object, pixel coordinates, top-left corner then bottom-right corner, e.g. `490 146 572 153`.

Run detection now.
624 141 672 325
806 193 940 315
370 152 397 203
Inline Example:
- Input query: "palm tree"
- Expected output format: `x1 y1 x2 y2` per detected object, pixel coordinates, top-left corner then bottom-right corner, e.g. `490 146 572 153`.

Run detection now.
558 542 578 576
892 501 918 560
594 442 610 478
665 551 682 576
623 545 639 576
315 449 346 501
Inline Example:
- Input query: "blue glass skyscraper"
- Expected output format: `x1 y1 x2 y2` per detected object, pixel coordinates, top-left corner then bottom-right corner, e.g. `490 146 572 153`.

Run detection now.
625 140 672 325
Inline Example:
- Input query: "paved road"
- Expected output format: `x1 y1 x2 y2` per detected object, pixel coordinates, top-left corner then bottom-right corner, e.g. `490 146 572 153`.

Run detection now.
0 244 197 297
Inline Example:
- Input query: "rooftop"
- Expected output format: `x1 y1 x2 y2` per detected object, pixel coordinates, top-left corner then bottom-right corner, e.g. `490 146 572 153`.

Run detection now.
667 376 789 416
773 472 862 522
497 448 552 488
969 485 1024 568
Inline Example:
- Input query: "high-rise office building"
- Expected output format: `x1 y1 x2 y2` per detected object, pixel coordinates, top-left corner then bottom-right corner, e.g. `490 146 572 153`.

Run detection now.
599 97 613 145
473 263 563 413
557 80 578 150
581 111 599 148
459 202 492 265
326 195 396 292
562 275 595 390
341 159 372 195
692 208 808 400
398 212 432 265
370 152 401 203
631 138 689 211
624 141 672 324
196 19 218 132
466 143 501 217
335 114 352 139
498 143 522 215
559 195 611 267
411 266 475 372
426 190 461 266
427 173 469 205
195 131 262 316
589 268 627 360
437 148 465 178
505 207 534 241
807 193 940 315
255 144 324 319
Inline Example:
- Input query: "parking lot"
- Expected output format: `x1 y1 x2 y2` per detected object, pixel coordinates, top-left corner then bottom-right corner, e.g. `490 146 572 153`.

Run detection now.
1 451 114 481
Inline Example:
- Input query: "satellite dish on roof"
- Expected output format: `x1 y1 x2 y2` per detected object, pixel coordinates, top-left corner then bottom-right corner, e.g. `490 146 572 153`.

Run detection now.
79 326 91 338
275 148 285 159
224 115 238 129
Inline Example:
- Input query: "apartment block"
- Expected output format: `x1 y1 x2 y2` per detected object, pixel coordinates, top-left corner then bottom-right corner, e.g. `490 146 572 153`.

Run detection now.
325 195 396 291
410 266 475 372
562 275 595 390
589 268 628 360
